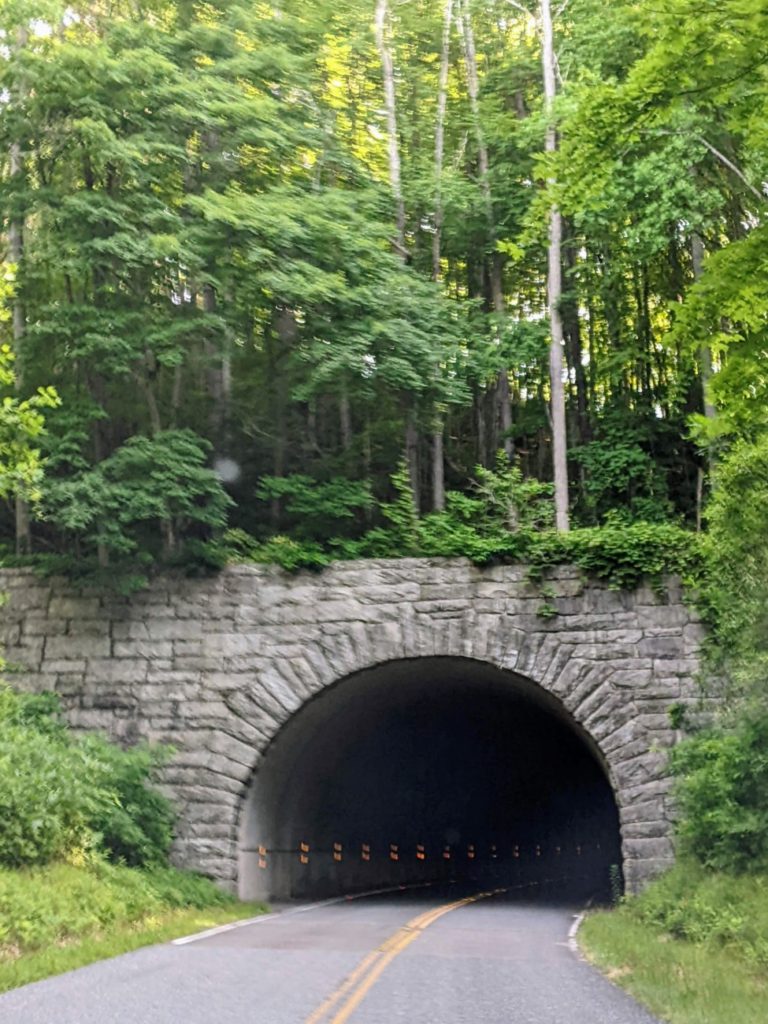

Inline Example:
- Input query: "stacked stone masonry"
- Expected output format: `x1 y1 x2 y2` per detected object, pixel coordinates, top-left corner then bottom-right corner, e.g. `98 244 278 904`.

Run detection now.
0 560 709 892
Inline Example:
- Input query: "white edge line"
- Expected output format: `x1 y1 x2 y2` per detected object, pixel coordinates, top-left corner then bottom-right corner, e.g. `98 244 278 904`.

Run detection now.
567 897 593 956
172 912 279 945
171 881 437 946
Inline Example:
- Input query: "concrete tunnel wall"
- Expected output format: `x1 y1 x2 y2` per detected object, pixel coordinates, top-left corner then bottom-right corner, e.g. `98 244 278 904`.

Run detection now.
0 559 711 894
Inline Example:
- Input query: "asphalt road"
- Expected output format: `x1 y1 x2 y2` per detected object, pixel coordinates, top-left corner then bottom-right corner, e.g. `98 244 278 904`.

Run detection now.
0 887 660 1024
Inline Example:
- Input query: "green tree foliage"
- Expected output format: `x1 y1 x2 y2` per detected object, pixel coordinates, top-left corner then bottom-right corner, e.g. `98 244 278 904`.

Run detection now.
704 437 768 664
4 0 765 568
0 345 59 504
0 687 174 868
42 431 231 565
256 475 373 541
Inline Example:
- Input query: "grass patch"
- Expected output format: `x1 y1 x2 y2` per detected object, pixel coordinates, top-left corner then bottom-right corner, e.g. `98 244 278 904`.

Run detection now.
581 912 767 1024
0 903 263 994
0 861 265 993
579 864 768 1024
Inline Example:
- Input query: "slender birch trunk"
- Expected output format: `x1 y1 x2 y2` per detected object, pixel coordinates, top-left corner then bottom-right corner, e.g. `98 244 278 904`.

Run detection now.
458 0 513 460
375 0 420 507
405 407 421 511
431 426 445 512
457 0 502 314
433 0 453 281
692 231 715 531
374 0 406 250
540 0 569 531
9 27 31 553
430 0 454 511
692 233 716 425
202 283 225 443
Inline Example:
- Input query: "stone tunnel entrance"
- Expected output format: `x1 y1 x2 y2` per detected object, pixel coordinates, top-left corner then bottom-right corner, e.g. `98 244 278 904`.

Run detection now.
238 657 623 903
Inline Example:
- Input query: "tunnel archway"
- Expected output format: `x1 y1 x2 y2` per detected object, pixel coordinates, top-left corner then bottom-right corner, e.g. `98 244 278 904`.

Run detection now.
238 657 623 903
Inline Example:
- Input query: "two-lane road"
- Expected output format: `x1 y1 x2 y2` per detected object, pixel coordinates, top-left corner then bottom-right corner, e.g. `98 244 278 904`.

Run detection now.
0 888 659 1023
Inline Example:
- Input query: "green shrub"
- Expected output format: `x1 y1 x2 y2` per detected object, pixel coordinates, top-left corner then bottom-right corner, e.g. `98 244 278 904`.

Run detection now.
256 475 373 541
0 720 103 867
0 861 234 954
625 862 768 967
231 533 331 572
78 736 175 867
543 517 703 591
227 459 700 589
670 705 768 874
139 865 234 908
0 688 175 869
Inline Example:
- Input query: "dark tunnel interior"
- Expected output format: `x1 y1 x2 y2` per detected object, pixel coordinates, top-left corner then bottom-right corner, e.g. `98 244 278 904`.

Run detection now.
238 658 623 903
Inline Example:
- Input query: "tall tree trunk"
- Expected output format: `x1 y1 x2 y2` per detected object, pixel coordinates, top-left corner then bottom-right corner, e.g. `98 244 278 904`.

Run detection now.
458 0 503 315
374 0 406 250
432 0 453 281
458 0 512 458
540 0 569 531
562 221 590 447
475 387 488 467
431 426 445 512
405 405 420 511
202 283 231 447
692 231 715 531
495 371 514 461
692 232 716 426
306 399 319 459
375 1 421 510
429 0 454 510
340 389 353 452
9 28 30 554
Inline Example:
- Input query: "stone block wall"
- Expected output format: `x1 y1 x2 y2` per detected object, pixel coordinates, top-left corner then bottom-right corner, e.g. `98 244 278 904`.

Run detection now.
0 560 710 892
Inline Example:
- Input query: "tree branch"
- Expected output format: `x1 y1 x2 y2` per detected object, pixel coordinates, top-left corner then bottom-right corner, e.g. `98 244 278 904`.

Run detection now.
696 136 765 203
506 0 534 17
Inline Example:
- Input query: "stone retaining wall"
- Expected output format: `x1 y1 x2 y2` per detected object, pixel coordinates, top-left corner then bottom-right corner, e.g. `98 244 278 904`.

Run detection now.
0 560 709 891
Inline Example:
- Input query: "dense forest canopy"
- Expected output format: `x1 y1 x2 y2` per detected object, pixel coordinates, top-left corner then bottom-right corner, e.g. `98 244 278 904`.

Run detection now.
1 0 767 568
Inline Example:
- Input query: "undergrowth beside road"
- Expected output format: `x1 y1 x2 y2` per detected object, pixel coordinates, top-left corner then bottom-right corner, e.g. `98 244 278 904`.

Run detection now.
580 864 768 1024
0 861 265 993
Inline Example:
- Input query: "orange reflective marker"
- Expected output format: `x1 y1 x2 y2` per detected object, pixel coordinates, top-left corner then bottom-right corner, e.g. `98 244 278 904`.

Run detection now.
467 844 476 860
389 843 399 862
442 846 451 860
300 841 310 865
361 843 371 862
258 844 267 869
416 844 425 861
333 842 343 862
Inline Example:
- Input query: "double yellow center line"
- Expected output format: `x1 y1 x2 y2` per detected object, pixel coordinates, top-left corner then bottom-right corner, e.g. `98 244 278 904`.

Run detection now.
305 888 506 1024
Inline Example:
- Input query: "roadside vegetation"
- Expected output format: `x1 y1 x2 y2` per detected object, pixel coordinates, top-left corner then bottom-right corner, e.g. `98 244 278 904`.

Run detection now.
581 875 767 1024
580 440 768 1023
0 687 263 992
